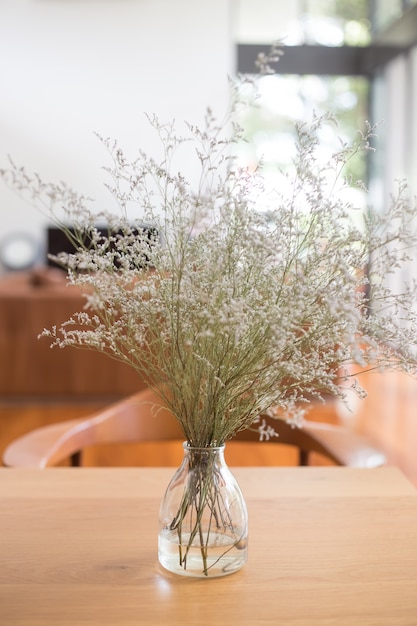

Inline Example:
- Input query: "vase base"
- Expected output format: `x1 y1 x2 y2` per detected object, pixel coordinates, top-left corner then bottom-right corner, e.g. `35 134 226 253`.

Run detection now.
158 531 247 578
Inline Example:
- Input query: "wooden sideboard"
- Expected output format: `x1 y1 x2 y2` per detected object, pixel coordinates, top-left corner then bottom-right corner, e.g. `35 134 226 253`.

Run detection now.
0 269 143 399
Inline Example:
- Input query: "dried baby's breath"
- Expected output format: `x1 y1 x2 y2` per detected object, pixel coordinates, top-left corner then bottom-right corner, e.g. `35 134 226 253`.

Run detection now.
2 80 417 447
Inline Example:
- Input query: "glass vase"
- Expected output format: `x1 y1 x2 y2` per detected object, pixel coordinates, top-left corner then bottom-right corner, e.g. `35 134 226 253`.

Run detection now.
158 442 248 578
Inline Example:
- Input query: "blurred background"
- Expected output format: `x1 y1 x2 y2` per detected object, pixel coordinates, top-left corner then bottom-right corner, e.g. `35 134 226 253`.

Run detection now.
1 0 417 476
1 0 416 269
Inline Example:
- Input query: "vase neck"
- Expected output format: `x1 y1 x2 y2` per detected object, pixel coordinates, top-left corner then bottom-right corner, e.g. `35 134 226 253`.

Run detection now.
183 442 225 452
182 442 226 465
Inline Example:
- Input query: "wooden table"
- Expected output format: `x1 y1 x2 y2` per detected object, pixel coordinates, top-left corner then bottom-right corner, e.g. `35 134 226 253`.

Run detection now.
1 467 417 625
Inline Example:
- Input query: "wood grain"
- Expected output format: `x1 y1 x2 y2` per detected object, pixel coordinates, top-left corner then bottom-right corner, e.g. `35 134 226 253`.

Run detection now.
0 467 416 626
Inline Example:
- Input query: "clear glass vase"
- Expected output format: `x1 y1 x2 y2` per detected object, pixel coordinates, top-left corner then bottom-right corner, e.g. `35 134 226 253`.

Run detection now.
158 443 248 578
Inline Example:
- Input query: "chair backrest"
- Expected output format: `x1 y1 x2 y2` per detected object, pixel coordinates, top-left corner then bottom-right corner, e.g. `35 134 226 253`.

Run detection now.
2 388 386 469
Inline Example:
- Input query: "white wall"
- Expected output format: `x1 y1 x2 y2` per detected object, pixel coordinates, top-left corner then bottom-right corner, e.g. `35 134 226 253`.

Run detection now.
0 0 235 269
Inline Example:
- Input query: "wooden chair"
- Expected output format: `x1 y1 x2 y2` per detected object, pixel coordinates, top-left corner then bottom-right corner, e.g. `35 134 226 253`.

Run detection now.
2 388 386 469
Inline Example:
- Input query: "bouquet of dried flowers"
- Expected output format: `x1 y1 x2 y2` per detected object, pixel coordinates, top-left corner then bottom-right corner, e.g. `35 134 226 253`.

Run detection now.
3 100 417 439
2 64 417 575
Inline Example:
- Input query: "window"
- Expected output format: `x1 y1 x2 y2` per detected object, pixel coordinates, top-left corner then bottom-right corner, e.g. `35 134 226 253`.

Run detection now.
233 0 417 312
234 0 417 204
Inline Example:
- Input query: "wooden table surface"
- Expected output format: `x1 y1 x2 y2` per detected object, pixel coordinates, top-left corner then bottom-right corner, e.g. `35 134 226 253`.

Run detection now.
1 466 417 625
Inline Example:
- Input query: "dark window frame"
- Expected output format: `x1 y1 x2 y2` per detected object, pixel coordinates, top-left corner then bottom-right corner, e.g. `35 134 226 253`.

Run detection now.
237 44 404 76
